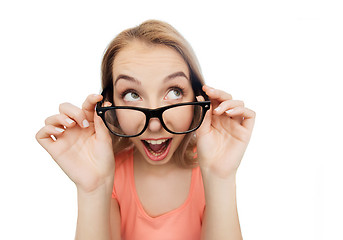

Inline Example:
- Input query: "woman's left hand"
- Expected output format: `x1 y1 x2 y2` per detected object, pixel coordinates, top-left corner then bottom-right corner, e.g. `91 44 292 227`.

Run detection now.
196 85 256 178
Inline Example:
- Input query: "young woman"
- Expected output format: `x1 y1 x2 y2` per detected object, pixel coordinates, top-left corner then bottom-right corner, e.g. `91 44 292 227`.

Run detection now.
36 20 255 240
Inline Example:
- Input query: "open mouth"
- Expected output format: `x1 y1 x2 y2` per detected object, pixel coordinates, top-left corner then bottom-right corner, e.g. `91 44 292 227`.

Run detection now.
141 138 172 161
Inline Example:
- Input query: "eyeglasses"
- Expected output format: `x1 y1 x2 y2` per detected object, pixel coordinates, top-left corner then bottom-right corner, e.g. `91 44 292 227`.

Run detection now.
96 100 211 138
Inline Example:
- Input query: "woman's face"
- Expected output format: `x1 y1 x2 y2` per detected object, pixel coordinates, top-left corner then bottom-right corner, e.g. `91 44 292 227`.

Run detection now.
112 40 195 166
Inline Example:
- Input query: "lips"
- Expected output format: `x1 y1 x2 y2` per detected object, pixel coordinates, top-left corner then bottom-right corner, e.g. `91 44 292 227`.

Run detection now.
141 138 172 161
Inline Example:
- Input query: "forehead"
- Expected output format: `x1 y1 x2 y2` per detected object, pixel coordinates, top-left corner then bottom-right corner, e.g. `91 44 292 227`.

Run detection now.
112 41 189 77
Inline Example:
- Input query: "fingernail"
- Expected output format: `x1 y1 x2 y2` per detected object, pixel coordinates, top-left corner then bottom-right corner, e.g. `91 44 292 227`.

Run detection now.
55 127 65 133
214 106 221 112
225 109 234 114
51 135 57 141
66 118 75 124
82 119 90 128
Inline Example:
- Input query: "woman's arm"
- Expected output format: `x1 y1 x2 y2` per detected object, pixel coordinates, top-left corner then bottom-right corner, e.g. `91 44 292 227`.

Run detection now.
200 172 242 240
75 179 122 240
110 198 121 240
196 85 256 240
75 179 114 240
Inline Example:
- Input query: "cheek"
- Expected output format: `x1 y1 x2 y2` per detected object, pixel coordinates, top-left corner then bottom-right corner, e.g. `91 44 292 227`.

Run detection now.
116 110 146 135
130 137 142 148
171 134 186 149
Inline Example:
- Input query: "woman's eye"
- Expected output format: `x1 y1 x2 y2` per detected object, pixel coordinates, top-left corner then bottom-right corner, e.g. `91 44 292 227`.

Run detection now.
123 91 141 101
165 88 183 100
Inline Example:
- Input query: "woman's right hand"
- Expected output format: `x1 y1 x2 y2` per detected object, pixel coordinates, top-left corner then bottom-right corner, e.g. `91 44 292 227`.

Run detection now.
36 94 115 193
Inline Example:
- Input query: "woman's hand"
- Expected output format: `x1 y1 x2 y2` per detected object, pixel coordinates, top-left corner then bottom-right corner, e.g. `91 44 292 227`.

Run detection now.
196 85 256 178
36 94 115 193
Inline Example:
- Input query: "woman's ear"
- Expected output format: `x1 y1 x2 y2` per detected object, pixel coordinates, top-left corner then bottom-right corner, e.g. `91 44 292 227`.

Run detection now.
103 101 112 107
196 95 205 102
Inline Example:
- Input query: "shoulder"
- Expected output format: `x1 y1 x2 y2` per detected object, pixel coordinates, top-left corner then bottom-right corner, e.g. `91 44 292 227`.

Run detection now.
113 146 134 200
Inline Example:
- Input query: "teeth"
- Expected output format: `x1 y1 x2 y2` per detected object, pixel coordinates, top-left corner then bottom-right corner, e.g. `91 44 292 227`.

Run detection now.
145 139 168 145
148 149 163 156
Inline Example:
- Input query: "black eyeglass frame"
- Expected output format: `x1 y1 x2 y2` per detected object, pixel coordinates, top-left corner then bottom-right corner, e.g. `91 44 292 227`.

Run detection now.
96 100 211 138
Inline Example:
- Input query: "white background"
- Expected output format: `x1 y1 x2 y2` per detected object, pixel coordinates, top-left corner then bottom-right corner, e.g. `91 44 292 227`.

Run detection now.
1 0 342 239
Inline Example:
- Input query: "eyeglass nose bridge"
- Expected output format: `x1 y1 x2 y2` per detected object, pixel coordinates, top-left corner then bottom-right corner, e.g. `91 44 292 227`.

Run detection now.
144 108 172 133
145 108 166 124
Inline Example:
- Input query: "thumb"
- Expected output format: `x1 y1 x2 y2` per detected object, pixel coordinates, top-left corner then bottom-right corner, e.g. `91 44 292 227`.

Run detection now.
93 111 112 142
196 95 212 137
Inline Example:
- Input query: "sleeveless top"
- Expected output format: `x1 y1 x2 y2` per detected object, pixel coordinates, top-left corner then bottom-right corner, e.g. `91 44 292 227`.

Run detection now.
112 147 205 240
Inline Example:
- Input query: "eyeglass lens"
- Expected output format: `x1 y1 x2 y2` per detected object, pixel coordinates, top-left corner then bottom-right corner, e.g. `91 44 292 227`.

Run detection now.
104 104 203 136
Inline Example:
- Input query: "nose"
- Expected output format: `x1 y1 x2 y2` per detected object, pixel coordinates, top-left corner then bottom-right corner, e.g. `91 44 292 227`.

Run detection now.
147 118 163 132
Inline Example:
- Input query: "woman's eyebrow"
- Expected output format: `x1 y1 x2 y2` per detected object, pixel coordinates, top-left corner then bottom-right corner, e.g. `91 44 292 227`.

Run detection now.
164 71 189 82
114 71 188 86
114 74 141 86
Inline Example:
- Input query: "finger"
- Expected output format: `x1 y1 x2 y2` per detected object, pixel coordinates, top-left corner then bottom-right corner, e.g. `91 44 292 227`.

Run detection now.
45 114 76 128
202 85 233 102
82 94 103 121
59 102 90 128
213 100 245 115
225 107 256 129
36 125 66 150
93 111 112 142
196 95 212 136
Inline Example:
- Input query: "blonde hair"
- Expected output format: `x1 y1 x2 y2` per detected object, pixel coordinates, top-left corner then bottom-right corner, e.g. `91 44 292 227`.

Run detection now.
101 20 206 168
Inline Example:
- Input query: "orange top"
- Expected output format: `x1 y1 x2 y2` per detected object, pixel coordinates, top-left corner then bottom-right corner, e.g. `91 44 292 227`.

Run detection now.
112 147 205 240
